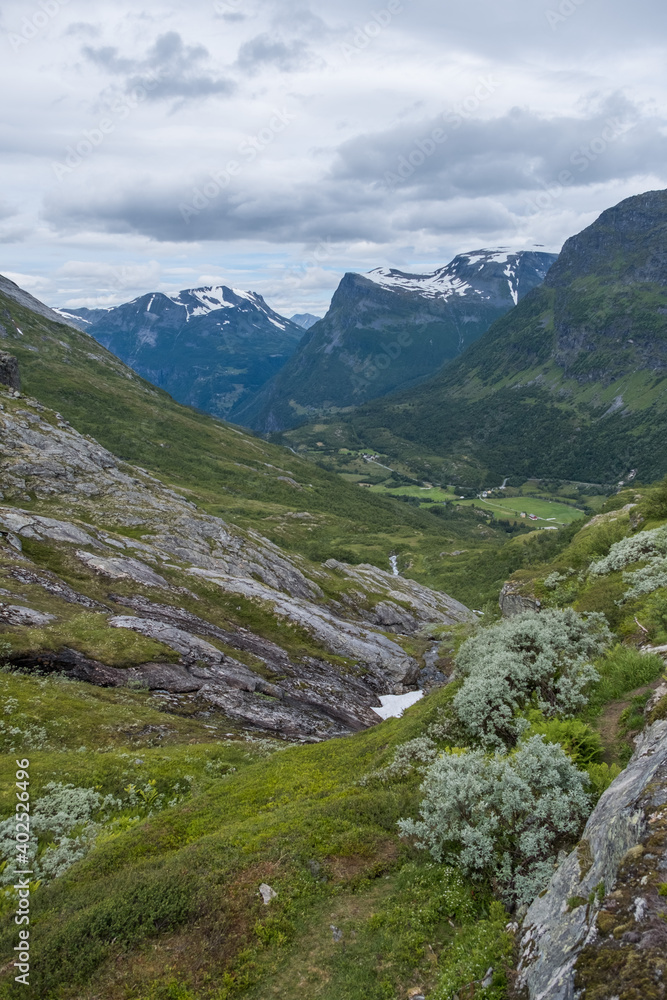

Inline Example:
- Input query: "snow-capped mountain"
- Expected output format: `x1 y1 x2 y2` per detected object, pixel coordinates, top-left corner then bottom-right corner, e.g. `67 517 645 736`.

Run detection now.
365 248 555 306
57 285 304 420
231 249 558 432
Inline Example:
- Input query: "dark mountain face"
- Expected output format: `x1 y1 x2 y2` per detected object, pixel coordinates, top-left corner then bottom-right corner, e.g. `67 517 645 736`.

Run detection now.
230 249 557 433
55 286 304 420
341 189 667 486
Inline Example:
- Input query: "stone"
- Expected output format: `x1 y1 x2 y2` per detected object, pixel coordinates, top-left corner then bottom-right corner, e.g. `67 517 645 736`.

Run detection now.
499 581 541 617
259 883 277 905
0 603 56 626
76 552 170 589
0 352 20 391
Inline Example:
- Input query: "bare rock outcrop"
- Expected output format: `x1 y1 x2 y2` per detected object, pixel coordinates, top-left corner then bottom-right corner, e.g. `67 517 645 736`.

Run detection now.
499 581 541 618
514 721 667 1000
0 351 20 391
0 396 473 740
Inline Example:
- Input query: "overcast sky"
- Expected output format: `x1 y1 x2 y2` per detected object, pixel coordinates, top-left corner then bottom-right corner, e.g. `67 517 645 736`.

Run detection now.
1 0 666 316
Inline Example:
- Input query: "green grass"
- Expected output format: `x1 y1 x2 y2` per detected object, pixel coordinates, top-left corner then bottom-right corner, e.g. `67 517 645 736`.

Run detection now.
0 683 510 1000
455 496 586 525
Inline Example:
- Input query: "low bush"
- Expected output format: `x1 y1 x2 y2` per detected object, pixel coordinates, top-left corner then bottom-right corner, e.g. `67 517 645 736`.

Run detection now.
453 609 611 747
399 735 591 908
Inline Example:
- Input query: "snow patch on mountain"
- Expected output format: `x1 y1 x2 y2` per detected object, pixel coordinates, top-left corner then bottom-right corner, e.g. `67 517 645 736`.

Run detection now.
365 248 555 305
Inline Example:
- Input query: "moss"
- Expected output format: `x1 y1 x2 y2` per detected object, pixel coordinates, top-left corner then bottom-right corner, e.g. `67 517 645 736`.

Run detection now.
577 839 594 880
596 910 621 935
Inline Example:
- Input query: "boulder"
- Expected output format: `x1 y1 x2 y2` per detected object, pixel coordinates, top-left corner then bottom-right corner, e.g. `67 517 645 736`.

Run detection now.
499 581 541 618
0 352 20 391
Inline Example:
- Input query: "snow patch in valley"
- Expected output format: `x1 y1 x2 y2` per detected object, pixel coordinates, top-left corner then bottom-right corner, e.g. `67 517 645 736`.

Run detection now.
373 690 424 720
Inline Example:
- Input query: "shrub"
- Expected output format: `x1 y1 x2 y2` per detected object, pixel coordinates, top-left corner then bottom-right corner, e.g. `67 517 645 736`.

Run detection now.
621 558 667 601
453 609 611 746
398 736 591 908
589 525 667 576
0 782 122 886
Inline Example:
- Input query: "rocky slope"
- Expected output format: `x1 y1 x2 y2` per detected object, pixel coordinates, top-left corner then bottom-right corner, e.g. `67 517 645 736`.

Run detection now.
515 717 667 1000
0 376 472 741
58 285 304 420
333 189 667 486
232 249 557 432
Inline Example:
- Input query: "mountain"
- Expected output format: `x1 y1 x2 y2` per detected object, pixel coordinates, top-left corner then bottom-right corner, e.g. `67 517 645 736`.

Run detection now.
54 285 305 420
231 249 558 432
329 189 667 486
290 312 321 329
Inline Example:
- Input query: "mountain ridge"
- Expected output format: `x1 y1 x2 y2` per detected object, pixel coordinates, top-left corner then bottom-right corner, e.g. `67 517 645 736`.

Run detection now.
304 189 667 486
56 283 305 420
231 248 558 431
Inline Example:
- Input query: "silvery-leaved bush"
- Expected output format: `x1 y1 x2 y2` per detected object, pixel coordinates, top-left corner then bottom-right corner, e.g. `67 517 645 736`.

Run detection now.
589 524 667 576
452 609 610 747
0 782 122 886
399 735 591 907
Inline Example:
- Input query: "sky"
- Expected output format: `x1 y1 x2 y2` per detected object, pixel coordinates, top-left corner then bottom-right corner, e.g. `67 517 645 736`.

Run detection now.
1 0 666 317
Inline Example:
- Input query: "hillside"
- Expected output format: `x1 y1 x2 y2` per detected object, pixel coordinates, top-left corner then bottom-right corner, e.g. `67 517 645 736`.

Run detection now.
58 285 305 420
233 250 557 432
284 190 667 488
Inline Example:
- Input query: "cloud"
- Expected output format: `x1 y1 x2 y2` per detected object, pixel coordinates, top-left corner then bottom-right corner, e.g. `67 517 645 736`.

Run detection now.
331 95 667 201
236 33 322 74
41 94 667 249
83 31 235 102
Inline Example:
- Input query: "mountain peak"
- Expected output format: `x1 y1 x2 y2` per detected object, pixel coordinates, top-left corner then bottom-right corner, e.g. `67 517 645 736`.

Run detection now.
364 248 557 307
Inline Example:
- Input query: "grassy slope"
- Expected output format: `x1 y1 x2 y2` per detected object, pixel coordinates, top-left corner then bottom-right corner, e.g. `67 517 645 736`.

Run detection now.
0 681 507 1000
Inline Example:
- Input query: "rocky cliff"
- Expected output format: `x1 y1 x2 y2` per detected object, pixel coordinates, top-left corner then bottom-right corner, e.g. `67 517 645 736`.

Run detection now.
515 717 667 1000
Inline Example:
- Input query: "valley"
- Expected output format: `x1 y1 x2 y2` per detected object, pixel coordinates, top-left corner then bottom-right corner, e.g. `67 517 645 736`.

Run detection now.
1 187 667 1000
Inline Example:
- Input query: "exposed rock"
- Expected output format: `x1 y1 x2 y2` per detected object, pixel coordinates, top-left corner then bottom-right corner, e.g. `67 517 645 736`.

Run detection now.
0 604 56 626
186 567 420 686
0 352 20 390
514 720 667 1000
499 581 541 618
259 883 277 905
324 559 474 629
0 508 98 548
0 400 473 740
9 567 104 609
76 552 171 589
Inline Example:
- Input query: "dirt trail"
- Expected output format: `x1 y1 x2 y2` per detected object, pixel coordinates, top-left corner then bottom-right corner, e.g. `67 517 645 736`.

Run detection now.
597 679 663 763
